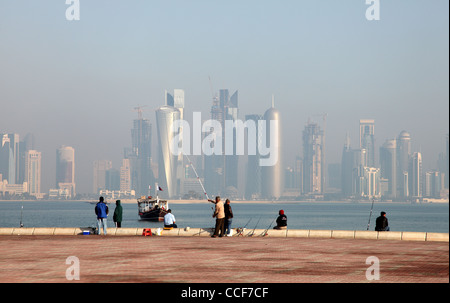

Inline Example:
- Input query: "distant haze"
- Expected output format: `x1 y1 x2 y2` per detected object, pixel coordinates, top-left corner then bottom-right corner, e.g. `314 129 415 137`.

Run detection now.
0 1 448 194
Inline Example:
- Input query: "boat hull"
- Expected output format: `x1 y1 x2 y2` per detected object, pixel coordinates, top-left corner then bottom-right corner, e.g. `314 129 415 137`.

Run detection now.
139 208 168 221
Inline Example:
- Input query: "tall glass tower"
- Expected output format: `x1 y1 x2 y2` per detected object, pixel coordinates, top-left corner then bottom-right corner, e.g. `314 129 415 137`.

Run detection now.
359 119 375 167
380 139 397 199
409 152 422 200
0 133 20 184
397 130 411 198
25 150 41 197
245 114 263 199
56 145 75 197
302 121 324 195
204 88 238 196
166 89 185 196
156 105 181 198
261 101 282 199
221 89 239 190
130 114 154 197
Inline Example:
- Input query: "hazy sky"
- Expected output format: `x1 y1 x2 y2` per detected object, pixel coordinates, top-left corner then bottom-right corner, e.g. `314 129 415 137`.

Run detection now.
0 0 448 194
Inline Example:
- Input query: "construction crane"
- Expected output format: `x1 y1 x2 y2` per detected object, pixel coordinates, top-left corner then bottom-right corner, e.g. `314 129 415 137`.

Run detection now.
133 105 148 120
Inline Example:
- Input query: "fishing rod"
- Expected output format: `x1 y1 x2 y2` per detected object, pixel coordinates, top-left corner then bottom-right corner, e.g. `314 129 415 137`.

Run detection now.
183 153 210 201
261 217 277 237
183 153 215 212
366 198 375 231
20 205 24 228
243 218 252 229
248 216 262 237
236 218 252 237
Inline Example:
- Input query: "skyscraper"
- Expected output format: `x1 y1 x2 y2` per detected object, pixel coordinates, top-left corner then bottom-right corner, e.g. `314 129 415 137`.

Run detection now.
302 121 324 195
379 139 397 199
25 150 41 198
56 145 75 197
0 133 20 184
204 96 224 196
409 152 422 200
129 108 154 197
156 105 181 198
165 89 185 111
341 133 353 197
18 133 35 185
359 119 375 167
93 160 112 194
261 101 282 199
120 158 131 192
397 131 411 198
424 171 443 198
362 167 381 198
204 88 239 196
166 89 185 196
245 114 263 199
0 134 14 184
222 89 239 190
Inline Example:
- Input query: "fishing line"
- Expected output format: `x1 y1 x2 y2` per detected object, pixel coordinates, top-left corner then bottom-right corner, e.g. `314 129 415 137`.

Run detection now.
183 153 210 201
182 153 215 213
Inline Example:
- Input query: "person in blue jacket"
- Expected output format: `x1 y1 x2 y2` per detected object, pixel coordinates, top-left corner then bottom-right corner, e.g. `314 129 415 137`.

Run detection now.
95 196 109 235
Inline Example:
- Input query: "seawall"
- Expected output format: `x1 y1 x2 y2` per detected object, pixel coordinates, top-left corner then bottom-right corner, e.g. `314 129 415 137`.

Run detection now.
0 227 448 242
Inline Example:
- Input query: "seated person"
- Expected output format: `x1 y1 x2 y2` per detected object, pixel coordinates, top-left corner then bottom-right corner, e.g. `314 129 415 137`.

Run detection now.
273 210 287 230
164 209 178 228
375 211 390 231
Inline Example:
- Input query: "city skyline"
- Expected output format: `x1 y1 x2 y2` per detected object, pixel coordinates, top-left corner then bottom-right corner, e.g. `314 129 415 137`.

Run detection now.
1 101 448 201
0 1 448 195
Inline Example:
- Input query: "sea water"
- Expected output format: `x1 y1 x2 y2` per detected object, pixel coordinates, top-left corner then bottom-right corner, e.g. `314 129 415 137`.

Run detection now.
0 201 448 233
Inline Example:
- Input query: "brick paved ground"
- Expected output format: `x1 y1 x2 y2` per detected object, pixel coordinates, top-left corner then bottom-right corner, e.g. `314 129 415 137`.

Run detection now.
0 236 448 283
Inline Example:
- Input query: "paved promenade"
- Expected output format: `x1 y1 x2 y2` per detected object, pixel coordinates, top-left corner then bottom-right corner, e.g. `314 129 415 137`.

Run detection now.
0 235 448 283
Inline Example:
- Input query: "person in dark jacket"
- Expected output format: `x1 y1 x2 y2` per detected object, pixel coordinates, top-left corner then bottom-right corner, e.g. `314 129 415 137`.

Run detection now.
375 211 390 231
224 199 234 237
274 210 287 230
95 196 109 235
113 200 123 228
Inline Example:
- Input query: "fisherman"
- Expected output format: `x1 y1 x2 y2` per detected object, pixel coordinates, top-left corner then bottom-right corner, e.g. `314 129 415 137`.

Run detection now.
113 200 123 228
224 199 234 237
164 209 178 228
273 210 287 230
94 196 109 235
209 196 225 237
375 211 390 231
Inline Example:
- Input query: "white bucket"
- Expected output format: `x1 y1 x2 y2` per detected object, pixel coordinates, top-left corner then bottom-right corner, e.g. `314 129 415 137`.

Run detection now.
155 228 162 236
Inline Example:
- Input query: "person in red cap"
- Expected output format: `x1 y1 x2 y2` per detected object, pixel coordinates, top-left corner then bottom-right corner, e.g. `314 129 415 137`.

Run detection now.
273 210 287 230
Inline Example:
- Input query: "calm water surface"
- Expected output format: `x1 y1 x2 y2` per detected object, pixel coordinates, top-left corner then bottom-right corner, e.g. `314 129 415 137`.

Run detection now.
0 201 448 233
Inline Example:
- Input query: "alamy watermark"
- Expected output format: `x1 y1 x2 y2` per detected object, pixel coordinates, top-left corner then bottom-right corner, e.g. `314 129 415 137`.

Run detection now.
366 0 380 21
365 256 380 280
65 256 80 281
169 112 279 167
65 0 80 21
65 1 379 22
